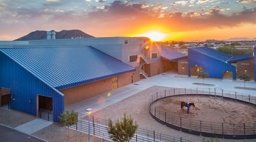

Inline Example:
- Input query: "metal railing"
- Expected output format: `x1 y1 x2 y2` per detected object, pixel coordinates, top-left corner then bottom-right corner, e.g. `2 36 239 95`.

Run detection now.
70 116 194 142
149 88 256 139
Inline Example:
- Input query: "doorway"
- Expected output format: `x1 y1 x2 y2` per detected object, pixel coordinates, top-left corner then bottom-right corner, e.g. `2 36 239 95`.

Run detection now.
38 95 53 121
223 71 233 79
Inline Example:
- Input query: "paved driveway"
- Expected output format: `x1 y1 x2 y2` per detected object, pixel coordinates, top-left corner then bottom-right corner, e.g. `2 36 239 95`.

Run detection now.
66 72 256 116
0 124 46 142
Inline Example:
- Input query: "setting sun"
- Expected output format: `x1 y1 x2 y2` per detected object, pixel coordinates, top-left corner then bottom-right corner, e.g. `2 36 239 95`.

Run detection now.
139 31 167 41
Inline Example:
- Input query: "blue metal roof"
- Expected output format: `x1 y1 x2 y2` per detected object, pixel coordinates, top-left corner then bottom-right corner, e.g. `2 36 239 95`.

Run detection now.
159 46 187 61
192 47 231 63
0 46 135 89
192 47 254 63
227 54 253 63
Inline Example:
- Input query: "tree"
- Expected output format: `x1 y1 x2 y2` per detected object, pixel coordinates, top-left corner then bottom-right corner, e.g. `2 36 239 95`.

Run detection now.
59 110 78 139
108 114 138 142
239 73 251 87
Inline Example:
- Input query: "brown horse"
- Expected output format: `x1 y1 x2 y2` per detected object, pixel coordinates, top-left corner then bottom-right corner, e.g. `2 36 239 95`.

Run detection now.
181 101 195 114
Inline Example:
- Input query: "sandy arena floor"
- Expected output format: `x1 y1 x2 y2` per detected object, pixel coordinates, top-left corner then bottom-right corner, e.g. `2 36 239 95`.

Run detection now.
93 86 256 142
152 95 256 135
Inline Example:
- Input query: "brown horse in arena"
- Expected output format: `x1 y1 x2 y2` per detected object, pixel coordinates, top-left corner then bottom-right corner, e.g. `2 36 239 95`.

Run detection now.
181 101 195 114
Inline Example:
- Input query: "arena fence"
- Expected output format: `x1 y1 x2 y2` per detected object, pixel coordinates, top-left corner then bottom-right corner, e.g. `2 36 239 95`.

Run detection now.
149 88 256 139
70 115 194 142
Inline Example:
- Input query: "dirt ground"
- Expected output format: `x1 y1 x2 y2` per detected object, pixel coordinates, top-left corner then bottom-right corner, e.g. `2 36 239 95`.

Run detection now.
153 95 256 135
93 86 256 142
33 124 107 142
153 95 256 125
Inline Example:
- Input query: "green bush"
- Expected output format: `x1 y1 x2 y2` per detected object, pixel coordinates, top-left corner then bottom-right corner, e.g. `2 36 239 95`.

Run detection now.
108 114 138 142
59 110 78 127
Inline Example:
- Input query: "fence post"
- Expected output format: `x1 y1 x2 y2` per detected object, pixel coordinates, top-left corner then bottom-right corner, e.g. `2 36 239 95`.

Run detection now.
249 95 251 102
235 92 237 99
180 137 182 142
214 88 216 95
244 123 246 135
153 130 156 142
93 116 95 137
200 121 202 134
222 123 224 137
136 134 137 142
165 112 167 123
180 117 182 130
88 117 91 142
76 122 78 130
208 88 210 94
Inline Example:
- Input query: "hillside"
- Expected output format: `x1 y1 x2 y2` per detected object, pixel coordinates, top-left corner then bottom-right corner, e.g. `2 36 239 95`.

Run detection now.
15 30 94 41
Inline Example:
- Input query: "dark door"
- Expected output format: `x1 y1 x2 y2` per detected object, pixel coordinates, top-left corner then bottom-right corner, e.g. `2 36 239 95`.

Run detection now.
39 96 52 111
1 95 10 106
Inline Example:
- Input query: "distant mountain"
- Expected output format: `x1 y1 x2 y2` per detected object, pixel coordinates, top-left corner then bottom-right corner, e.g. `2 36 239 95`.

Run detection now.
227 37 256 41
15 30 94 41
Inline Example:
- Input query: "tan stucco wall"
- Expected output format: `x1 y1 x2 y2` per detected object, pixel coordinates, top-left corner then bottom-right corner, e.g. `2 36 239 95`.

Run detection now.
236 59 254 80
178 58 188 75
62 71 134 106
144 60 163 77
162 58 174 72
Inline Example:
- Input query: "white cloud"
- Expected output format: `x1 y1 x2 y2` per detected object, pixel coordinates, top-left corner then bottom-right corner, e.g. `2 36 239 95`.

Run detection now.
46 0 60 2
175 0 188 6
239 0 256 4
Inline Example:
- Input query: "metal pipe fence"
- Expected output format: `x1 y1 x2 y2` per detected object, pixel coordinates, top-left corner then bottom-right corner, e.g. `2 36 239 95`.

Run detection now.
149 88 256 139
70 116 194 142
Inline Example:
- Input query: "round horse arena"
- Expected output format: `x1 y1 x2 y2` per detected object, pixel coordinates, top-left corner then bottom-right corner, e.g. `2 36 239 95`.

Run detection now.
149 92 256 139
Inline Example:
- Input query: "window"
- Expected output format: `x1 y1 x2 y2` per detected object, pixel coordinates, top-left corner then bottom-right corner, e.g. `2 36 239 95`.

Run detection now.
129 55 138 62
152 53 158 58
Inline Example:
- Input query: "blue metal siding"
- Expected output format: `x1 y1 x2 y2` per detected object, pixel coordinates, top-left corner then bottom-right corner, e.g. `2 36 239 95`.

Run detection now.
0 52 64 122
188 48 236 80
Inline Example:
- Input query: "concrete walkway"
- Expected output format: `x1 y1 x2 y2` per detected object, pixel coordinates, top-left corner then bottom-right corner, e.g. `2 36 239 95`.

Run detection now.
0 124 46 142
66 72 256 117
15 119 52 135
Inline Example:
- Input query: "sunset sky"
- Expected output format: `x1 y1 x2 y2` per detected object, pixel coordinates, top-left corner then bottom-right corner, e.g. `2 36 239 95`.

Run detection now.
0 0 256 41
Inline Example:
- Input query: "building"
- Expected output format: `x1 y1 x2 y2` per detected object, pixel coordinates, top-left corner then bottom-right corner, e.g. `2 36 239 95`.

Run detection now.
228 54 254 80
0 37 188 121
188 47 255 80
159 46 188 75
0 38 255 122
188 47 236 79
